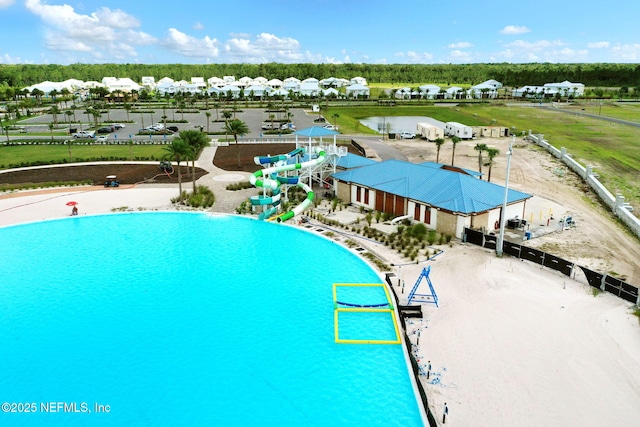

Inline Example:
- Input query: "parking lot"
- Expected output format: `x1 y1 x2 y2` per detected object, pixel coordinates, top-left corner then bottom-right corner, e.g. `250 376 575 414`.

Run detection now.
16 106 325 141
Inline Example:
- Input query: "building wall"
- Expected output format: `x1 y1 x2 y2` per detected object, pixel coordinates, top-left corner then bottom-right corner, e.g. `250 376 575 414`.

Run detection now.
335 181 351 203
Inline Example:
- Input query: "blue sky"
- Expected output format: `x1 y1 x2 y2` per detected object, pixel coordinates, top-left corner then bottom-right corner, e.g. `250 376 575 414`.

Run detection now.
1 0 638 65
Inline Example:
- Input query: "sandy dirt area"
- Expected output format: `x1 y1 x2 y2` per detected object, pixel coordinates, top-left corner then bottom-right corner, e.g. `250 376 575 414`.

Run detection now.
368 135 640 426
388 136 640 284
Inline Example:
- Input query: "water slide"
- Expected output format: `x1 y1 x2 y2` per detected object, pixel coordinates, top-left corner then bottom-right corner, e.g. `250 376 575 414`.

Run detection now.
249 148 326 222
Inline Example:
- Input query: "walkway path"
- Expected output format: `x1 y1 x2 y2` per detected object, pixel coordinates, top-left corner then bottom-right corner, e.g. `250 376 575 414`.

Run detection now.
195 141 253 214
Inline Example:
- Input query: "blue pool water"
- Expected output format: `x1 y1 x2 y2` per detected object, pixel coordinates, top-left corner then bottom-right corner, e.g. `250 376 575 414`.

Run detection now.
0 213 424 426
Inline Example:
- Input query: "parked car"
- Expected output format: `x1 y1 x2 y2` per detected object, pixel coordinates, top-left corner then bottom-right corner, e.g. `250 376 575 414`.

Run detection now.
323 124 338 131
73 131 95 138
280 123 296 130
139 128 174 135
96 126 115 134
167 126 179 133
399 131 416 139
112 123 126 130
261 123 277 130
96 135 108 142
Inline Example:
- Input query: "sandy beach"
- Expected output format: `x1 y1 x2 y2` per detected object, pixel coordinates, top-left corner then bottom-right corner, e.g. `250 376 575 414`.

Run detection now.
1 142 640 426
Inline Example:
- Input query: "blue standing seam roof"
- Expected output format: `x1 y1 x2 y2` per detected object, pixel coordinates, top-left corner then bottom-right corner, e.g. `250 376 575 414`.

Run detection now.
293 126 340 137
337 153 379 170
331 160 531 214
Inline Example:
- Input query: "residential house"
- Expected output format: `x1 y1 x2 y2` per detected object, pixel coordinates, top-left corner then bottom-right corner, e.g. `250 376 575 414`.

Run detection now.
543 81 585 97
267 78 283 88
350 76 367 86
419 84 441 99
345 84 370 99
445 86 464 99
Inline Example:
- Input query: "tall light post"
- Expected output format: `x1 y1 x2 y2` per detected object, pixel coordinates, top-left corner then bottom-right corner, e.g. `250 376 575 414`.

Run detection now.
496 135 514 257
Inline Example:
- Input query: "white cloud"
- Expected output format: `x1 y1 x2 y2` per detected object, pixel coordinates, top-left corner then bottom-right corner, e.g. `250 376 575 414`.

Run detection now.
193 21 204 31
0 0 15 8
216 32 305 63
0 52 24 64
447 50 473 63
611 43 640 61
393 51 434 63
505 39 565 50
587 41 610 49
163 28 219 58
497 40 588 62
447 42 472 49
24 0 154 60
500 25 531 35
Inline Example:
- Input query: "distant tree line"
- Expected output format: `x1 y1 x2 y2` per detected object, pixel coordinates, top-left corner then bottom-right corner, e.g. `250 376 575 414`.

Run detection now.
1 63 640 89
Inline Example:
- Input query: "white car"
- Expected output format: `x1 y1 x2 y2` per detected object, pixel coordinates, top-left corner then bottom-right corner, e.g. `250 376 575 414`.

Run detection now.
96 135 108 142
73 131 95 139
323 124 338 131
399 131 416 139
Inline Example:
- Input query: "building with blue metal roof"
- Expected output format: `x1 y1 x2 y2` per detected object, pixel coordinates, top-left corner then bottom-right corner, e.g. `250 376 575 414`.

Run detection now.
332 159 532 237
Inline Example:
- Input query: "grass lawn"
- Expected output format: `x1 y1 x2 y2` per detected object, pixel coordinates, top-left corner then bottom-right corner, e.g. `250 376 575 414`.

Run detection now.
0 144 166 168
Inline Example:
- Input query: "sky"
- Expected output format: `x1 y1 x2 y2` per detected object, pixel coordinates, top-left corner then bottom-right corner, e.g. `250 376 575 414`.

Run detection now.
1 0 639 65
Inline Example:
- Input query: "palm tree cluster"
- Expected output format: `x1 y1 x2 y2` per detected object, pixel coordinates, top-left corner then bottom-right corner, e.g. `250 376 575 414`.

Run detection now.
162 129 210 203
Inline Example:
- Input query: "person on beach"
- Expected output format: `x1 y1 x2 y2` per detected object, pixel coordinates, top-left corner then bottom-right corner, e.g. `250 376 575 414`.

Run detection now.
71 205 78 216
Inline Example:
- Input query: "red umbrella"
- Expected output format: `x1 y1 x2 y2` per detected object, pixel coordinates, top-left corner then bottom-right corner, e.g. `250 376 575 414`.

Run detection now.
66 201 78 206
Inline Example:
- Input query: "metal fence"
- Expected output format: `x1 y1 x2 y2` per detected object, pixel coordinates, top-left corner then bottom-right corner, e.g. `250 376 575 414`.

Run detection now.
385 274 438 427
463 228 639 304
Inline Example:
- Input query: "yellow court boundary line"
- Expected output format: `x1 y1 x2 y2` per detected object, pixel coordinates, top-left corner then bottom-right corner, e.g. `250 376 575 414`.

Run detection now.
333 283 401 345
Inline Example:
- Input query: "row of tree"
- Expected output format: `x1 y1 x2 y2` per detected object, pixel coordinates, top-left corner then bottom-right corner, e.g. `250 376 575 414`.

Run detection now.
2 63 640 89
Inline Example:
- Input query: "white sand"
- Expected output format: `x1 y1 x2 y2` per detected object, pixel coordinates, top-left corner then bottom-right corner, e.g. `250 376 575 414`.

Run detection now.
392 247 640 426
2 182 640 427
0 185 178 227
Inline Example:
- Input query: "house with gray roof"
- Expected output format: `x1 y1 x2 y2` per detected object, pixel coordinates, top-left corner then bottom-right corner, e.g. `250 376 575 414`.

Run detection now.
332 160 531 237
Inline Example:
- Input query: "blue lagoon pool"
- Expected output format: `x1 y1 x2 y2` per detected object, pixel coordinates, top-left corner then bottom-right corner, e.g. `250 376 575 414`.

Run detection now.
0 213 424 426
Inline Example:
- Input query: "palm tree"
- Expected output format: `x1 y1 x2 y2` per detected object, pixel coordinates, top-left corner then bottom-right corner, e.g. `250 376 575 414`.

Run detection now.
60 88 71 108
332 113 339 129
205 112 211 133
49 105 61 125
179 129 210 192
65 110 74 125
450 136 461 166
83 108 94 129
124 103 132 122
162 139 190 203
485 148 500 182
48 122 55 141
92 110 101 128
474 143 488 178
434 138 445 163
66 139 73 162
225 119 249 167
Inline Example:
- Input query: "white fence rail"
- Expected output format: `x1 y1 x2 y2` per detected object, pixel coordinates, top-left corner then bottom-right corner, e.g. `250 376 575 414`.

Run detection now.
527 132 640 238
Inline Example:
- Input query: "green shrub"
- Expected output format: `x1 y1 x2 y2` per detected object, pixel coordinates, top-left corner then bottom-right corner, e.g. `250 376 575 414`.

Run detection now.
226 181 253 191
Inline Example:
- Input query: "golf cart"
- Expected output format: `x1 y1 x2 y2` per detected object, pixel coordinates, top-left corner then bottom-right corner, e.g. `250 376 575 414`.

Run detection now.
159 161 173 173
104 175 120 187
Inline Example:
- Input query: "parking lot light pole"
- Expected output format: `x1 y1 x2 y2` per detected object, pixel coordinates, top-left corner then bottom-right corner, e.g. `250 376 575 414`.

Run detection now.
496 135 514 257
